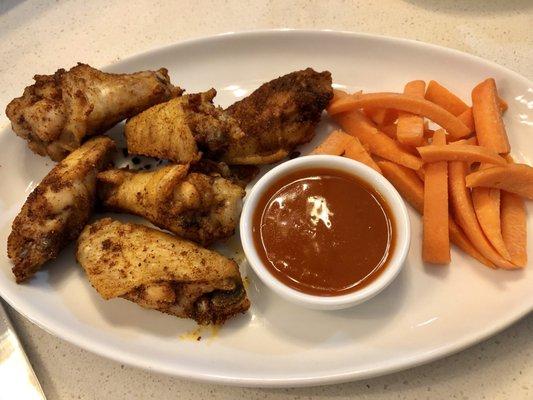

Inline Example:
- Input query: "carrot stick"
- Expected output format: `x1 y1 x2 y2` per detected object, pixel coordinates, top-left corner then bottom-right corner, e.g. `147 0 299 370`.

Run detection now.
423 130 450 264
343 136 382 173
465 164 533 199
378 160 494 267
497 97 508 113
416 167 425 182
397 115 425 146
425 80 469 116
332 89 350 103
425 81 507 116
501 191 527 267
417 144 507 165
448 161 515 268
457 108 475 133
379 123 397 139
471 78 511 153
424 127 435 139
397 80 426 147
378 161 425 211
472 186 511 260
364 108 398 126
503 154 515 163
333 110 424 170
310 130 353 155
450 137 478 146
456 104 506 135
328 92 471 139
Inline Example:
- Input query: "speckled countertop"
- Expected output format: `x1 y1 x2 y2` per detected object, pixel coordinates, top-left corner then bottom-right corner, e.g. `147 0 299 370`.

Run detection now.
0 1 532 399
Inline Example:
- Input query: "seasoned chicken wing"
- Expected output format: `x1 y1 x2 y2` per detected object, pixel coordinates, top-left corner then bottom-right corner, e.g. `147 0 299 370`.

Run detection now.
97 164 245 245
189 159 260 188
8 136 115 283
6 63 179 161
124 89 244 163
77 218 250 325
222 68 333 164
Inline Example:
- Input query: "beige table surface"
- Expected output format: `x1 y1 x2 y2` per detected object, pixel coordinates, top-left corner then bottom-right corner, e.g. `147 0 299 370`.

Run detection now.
1 0 532 399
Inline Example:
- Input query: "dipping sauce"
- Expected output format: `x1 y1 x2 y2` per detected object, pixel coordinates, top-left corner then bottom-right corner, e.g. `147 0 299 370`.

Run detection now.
253 168 394 296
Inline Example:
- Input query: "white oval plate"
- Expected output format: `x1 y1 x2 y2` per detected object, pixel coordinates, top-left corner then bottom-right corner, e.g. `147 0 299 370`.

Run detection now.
0 30 531 387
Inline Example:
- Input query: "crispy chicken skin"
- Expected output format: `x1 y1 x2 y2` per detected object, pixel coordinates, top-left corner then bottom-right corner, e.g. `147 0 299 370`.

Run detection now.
97 164 245 245
76 218 250 325
221 68 333 164
6 63 179 161
8 136 115 283
189 159 260 188
124 89 244 163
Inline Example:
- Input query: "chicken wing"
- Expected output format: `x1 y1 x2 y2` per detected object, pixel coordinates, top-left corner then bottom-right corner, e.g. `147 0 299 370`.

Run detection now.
6 63 179 161
221 68 333 164
189 159 259 188
124 89 244 163
97 164 245 245
8 136 115 283
76 218 250 325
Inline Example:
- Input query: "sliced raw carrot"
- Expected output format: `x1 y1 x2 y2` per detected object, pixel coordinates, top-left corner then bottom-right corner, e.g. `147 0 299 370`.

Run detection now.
447 220 496 268
423 130 450 264
465 164 533 199
328 92 471 139
457 108 475 133
378 160 494 267
343 136 382 173
456 104 506 135
425 80 507 115
379 123 397 139
310 130 352 155
404 80 426 96
449 137 478 146
397 80 426 147
471 78 510 153
498 97 508 113
424 128 435 139
425 80 469 116
416 167 425 182
332 89 350 103
378 161 425 211
448 161 515 268
503 154 515 163
364 108 398 126
417 144 506 165
472 187 511 260
501 191 527 267
333 110 423 170
397 115 425 147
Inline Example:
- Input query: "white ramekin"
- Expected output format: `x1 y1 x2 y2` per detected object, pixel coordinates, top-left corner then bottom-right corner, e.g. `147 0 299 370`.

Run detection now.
240 155 411 310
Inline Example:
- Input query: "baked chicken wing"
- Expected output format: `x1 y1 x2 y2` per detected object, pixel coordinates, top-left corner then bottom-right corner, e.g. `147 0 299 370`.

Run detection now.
76 218 250 325
97 164 245 245
221 68 333 164
8 136 115 282
124 89 244 163
6 63 179 161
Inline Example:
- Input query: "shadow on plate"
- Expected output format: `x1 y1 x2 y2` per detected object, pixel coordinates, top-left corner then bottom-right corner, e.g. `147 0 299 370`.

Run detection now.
247 259 410 345
402 0 532 15
464 257 527 289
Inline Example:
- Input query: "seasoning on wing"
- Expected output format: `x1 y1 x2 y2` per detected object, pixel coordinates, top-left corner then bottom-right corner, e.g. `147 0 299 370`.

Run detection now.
76 218 250 325
7 136 115 283
6 63 179 161
189 159 260 188
221 68 333 165
124 89 244 163
97 164 245 245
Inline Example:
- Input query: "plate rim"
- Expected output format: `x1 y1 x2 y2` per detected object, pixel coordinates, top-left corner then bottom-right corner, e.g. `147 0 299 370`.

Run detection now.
1 28 532 387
